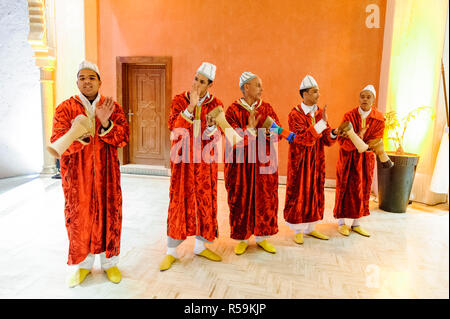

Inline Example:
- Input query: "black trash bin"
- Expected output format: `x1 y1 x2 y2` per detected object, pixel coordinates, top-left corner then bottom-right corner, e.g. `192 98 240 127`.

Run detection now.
377 153 419 213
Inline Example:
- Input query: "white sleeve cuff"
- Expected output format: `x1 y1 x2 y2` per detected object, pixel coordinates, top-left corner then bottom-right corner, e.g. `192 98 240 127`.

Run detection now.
206 125 218 137
330 129 337 139
183 108 194 119
314 119 327 134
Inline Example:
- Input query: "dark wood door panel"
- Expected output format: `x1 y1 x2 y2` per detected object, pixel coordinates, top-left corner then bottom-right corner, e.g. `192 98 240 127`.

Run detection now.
128 65 166 165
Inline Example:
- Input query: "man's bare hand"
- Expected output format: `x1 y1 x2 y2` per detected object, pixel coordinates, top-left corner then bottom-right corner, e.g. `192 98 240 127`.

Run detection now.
188 84 200 113
206 114 216 127
247 110 261 129
96 96 114 128
322 104 328 123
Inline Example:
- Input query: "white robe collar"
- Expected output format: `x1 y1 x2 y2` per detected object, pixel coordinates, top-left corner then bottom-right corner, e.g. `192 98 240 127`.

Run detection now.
301 102 318 116
358 106 372 119
198 91 210 106
240 98 258 110
77 93 100 118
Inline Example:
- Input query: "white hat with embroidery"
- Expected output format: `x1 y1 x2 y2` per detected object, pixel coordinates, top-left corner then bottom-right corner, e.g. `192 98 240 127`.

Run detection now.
197 62 216 81
299 75 318 90
239 72 257 88
78 60 100 78
361 84 376 98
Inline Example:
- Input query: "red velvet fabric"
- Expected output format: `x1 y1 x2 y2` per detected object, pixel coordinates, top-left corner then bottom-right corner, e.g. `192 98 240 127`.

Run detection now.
167 92 223 242
333 107 385 219
283 105 336 224
50 95 129 265
224 100 280 240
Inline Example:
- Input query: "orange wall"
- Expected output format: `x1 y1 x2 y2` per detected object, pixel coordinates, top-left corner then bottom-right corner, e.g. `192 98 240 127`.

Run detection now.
97 0 386 178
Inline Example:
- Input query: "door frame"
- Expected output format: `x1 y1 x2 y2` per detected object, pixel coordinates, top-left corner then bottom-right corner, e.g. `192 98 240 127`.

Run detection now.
116 56 172 167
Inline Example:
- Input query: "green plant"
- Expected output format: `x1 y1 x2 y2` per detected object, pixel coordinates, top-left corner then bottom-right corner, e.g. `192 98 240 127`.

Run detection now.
384 106 432 154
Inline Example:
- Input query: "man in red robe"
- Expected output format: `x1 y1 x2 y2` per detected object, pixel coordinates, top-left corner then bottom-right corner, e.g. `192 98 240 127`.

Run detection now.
283 75 337 245
224 72 281 255
333 85 386 237
50 61 129 287
160 62 224 271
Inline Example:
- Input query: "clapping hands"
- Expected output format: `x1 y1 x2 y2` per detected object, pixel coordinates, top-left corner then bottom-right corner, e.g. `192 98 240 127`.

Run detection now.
96 96 115 128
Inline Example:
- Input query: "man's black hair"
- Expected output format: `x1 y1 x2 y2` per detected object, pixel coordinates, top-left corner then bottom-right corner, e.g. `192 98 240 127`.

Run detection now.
299 88 309 98
77 70 101 81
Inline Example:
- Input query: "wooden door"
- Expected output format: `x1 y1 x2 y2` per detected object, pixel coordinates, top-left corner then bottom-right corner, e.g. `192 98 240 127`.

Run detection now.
127 65 167 166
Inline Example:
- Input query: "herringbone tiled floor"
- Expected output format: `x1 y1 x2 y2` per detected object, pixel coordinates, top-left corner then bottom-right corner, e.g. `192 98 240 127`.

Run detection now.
0 174 447 298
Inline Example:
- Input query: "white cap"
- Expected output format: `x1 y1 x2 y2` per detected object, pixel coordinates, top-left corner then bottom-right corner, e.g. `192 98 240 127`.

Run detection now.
197 62 216 81
299 75 318 90
361 84 376 98
78 60 100 78
239 72 257 88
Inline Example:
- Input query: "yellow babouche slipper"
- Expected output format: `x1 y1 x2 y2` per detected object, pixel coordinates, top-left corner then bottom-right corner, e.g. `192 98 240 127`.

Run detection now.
307 230 329 240
160 254 177 271
338 225 350 236
352 226 370 237
105 266 121 284
68 268 91 288
294 233 304 244
257 240 276 253
234 241 249 255
197 248 222 261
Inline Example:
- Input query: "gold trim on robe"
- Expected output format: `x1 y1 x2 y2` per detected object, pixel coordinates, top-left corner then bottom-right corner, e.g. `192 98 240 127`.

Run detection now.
361 117 366 129
98 120 114 137
183 92 215 138
295 106 315 125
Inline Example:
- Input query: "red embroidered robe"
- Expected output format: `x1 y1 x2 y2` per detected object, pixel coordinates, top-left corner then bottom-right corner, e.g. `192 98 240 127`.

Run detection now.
284 105 336 224
50 95 129 265
167 91 223 241
333 107 385 219
224 99 280 240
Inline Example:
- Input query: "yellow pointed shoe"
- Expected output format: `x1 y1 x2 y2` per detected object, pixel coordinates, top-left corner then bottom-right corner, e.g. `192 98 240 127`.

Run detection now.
234 241 249 255
197 248 222 261
306 230 329 240
352 226 371 237
294 233 304 244
257 240 276 253
160 254 177 271
68 268 91 288
105 266 121 284
338 225 350 236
